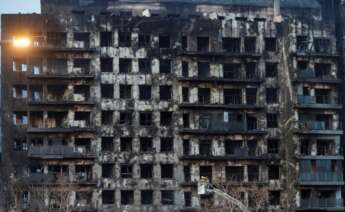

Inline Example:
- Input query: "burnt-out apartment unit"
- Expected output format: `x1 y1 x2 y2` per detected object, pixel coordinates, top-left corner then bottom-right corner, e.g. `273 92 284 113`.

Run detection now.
1 0 345 211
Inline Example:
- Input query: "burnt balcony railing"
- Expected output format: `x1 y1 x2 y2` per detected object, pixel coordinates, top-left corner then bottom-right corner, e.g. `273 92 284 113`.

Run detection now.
300 198 343 209
299 172 343 183
28 146 96 159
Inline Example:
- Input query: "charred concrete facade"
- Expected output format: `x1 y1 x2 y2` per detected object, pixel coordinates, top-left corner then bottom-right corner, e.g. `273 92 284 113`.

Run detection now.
1 0 345 211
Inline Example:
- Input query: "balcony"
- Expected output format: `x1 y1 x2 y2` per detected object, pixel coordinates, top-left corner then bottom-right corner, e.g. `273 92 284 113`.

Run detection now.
24 172 96 185
178 75 262 84
299 198 343 210
178 50 261 59
297 95 341 110
29 94 95 106
295 69 340 84
28 146 96 159
297 121 342 135
299 172 344 185
24 173 69 185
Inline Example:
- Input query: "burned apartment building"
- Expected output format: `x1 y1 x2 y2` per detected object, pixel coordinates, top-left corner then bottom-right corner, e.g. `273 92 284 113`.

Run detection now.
1 0 345 211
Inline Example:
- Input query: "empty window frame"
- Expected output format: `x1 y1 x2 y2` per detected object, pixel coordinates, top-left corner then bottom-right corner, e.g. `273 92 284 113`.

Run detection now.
73 59 90 74
225 140 242 155
160 85 172 101
314 38 330 53
101 84 114 99
47 32 67 47
139 85 151 100
198 88 211 104
269 191 280 206
198 62 210 78
197 36 209 52
120 137 132 152
181 36 188 50
119 112 132 125
119 59 132 73
245 62 257 79
101 58 113 72
199 140 212 156
247 115 257 130
224 89 242 104
159 35 170 48
102 190 115 204
266 88 278 103
267 113 278 128
268 165 280 180
120 164 133 178
47 58 68 74
248 165 259 182
141 190 153 205
101 137 114 152
121 190 134 205
140 164 153 178
161 164 174 179
226 166 244 181
183 139 190 155
267 139 280 154
120 84 132 99
160 112 172 126
183 113 189 128
266 62 278 77
223 63 241 79
139 112 152 126
160 137 173 152
182 61 189 77
296 36 308 52
244 37 256 53
102 163 114 178
139 59 151 74
100 31 113 47
246 88 257 105
159 59 171 74
161 190 174 205
73 32 90 48
101 111 113 125
184 192 192 206
138 34 150 47
315 63 332 78
118 32 131 47
184 165 191 182
182 87 189 102
199 166 212 182
265 37 277 52
140 137 153 152
223 37 240 53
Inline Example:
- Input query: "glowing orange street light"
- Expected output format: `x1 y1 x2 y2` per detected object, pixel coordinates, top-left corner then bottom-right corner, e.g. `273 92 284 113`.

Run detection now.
12 37 31 48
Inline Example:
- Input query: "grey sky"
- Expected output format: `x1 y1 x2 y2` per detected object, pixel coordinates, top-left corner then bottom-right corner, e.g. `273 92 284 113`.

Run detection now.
0 0 40 14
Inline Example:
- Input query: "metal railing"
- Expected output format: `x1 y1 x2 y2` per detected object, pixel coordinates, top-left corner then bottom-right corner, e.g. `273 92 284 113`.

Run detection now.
300 198 343 208
297 69 335 80
299 121 326 130
299 172 343 182
298 96 316 104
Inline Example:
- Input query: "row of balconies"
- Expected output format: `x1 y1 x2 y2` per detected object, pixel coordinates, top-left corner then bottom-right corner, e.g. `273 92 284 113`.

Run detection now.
28 145 96 159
